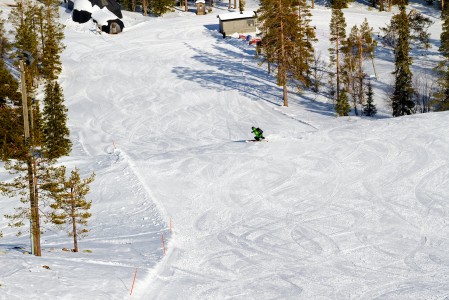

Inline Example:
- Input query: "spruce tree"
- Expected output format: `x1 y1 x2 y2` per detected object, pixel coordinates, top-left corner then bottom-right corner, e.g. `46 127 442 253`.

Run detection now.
42 81 72 159
49 167 95 253
363 80 377 116
391 3 415 117
39 0 65 81
329 8 346 101
336 89 351 116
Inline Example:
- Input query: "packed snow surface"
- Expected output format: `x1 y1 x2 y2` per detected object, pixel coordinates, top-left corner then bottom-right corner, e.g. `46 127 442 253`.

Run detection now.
1 0 449 299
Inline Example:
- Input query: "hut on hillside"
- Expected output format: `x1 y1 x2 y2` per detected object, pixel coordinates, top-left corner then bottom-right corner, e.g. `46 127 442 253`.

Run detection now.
217 11 257 37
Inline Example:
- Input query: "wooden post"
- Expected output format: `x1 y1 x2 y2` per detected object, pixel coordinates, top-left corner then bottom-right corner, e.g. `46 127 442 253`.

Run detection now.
161 232 166 256
130 268 138 296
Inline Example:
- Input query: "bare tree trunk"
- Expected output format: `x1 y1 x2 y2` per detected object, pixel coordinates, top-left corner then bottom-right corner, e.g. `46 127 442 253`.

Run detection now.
32 158 41 256
278 0 288 106
228 0 231 8
185 0 188 11
358 34 364 107
234 0 236 9
312 0 315 9
28 160 41 256
142 0 148 16
21 61 41 257
336 37 340 101
71 187 78 253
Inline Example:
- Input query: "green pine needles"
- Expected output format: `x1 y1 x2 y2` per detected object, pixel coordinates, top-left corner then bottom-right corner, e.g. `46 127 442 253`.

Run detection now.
43 81 72 159
49 167 95 253
336 89 351 116
363 80 377 116
391 3 415 117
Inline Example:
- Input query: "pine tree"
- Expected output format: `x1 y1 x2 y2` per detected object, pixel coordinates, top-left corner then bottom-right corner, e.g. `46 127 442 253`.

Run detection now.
49 167 95 253
9 0 40 90
148 0 174 15
391 3 415 117
342 19 376 116
0 106 26 160
42 81 72 159
0 12 12 58
331 0 350 9
259 0 314 106
363 80 377 116
381 9 433 50
39 0 65 81
335 89 351 116
342 25 358 114
0 157 60 255
293 0 316 87
441 6 449 57
435 6 449 111
0 60 21 105
329 8 346 101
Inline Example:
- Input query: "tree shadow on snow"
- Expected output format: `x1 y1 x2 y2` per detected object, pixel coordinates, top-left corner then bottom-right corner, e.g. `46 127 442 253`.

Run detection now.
0 243 30 254
174 35 337 117
204 24 219 31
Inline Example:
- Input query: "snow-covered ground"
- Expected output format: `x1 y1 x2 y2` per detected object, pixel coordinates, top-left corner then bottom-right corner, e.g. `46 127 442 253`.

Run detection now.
1 0 449 299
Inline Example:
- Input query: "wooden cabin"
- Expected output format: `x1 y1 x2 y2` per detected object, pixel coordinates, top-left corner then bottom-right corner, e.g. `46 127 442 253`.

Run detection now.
217 11 257 37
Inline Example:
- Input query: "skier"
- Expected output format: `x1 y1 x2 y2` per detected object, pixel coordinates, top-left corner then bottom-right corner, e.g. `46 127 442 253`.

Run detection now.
251 127 265 141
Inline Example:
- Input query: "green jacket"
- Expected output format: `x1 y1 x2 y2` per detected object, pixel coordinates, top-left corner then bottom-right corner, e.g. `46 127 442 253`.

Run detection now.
252 128 263 138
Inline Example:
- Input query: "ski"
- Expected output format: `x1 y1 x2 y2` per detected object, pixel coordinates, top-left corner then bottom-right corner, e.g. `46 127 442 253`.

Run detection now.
246 139 268 143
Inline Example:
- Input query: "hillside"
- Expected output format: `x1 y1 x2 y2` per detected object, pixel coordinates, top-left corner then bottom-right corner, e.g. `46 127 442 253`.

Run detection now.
1 0 449 299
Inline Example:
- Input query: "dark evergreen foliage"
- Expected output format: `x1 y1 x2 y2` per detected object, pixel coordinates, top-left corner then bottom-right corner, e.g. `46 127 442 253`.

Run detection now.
42 81 72 159
363 80 377 116
440 7 449 58
148 0 174 15
259 0 315 106
381 9 433 50
391 4 415 117
0 13 12 58
336 89 351 116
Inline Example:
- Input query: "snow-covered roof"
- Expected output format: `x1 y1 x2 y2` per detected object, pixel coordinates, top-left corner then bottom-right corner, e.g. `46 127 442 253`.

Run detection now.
195 0 205 3
91 6 118 26
218 11 256 21
73 0 93 12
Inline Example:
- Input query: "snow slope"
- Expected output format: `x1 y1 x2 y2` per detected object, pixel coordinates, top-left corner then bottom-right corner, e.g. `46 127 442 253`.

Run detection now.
1 0 449 299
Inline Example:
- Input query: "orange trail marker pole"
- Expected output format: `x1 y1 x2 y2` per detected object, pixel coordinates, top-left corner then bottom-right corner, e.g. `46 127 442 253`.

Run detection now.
161 232 166 256
130 268 138 296
169 218 172 234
